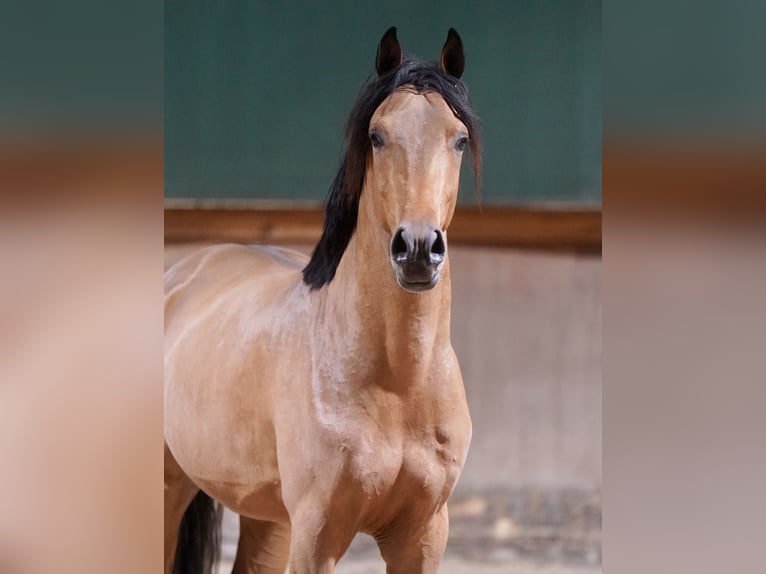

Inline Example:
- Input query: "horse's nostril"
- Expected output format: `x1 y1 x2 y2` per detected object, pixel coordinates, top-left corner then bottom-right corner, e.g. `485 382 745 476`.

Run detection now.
431 229 446 258
391 227 408 260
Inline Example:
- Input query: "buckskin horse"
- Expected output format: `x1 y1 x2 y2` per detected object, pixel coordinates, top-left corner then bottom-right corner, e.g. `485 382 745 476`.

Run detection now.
164 26 481 574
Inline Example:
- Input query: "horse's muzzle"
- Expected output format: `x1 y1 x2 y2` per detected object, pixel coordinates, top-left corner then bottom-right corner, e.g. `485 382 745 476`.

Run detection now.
390 223 446 292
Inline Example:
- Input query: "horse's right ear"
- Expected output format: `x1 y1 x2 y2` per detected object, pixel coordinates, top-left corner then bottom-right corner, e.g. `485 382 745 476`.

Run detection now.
376 26 402 77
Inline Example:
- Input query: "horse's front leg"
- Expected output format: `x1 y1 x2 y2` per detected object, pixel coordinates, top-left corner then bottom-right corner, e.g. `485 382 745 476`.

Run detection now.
287 498 358 574
376 504 449 574
232 516 291 574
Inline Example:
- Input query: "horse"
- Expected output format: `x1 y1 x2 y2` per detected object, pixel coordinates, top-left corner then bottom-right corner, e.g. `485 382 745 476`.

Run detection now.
164 26 481 574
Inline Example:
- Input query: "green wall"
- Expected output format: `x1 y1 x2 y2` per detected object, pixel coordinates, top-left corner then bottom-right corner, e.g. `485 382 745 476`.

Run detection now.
165 1 601 205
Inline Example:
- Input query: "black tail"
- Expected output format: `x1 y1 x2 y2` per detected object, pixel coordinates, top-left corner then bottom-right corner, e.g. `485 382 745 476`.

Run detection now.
172 491 223 574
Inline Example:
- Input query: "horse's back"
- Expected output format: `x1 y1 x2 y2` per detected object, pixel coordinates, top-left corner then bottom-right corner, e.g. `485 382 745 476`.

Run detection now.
164 244 307 340
165 243 307 297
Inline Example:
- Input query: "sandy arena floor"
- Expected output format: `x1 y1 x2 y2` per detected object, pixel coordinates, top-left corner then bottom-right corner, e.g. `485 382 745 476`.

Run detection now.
219 558 600 574
335 558 599 574
215 492 601 573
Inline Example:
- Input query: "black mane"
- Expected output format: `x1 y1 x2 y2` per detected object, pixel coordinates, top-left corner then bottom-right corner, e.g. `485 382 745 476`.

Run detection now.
302 56 481 290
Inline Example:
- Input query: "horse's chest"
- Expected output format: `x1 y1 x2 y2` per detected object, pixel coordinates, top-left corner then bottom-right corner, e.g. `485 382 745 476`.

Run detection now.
400 439 463 500
351 425 466 509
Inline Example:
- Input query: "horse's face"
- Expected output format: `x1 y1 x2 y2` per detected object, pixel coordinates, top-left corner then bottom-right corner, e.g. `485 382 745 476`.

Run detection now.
367 90 469 293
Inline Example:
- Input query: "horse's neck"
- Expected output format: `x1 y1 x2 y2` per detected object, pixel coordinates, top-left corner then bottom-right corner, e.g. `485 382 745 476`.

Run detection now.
321 226 452 384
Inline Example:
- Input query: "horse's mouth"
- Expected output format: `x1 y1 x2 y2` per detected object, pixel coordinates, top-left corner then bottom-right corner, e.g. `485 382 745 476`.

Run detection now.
395 273 440 293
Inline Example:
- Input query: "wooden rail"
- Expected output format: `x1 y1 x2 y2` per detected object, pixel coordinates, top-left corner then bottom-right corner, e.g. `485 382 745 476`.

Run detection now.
164 204 602 253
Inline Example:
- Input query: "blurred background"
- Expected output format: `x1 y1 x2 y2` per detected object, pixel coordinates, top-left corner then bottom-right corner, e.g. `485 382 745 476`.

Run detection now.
6 1 766 573
164 1 601 572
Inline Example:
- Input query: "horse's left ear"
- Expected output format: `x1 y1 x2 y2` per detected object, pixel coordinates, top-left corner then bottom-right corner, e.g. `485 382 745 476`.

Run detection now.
439 28 465 79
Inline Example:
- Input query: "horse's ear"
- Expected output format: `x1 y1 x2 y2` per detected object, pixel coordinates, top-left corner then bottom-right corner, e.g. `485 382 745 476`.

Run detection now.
376 26 402 77
439 28 465 79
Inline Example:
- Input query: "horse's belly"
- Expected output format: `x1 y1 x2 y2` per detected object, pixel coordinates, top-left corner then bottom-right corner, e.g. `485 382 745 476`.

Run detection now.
197 476 288 523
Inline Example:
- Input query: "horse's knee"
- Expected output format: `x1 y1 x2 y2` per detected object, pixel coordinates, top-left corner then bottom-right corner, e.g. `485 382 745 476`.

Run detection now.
376 506 449 574
233 517 290 574
287 507 356 574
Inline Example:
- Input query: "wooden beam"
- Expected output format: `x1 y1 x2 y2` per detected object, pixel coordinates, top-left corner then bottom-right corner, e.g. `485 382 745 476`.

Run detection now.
447 206 601 252
164 204 601 253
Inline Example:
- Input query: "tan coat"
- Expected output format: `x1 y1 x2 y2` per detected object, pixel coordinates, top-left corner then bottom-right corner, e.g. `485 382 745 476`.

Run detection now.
165 28 476 574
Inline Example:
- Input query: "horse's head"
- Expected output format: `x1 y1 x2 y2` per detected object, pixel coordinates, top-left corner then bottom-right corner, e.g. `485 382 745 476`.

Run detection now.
367 28 479 293
302 27 480 293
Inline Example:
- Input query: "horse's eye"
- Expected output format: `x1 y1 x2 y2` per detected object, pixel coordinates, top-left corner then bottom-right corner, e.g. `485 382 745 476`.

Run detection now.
455 135 469 152
369 132 384 149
